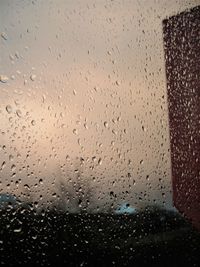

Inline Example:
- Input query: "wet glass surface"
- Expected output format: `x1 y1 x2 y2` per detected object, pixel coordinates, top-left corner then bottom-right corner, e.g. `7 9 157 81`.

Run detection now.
0 1 200 266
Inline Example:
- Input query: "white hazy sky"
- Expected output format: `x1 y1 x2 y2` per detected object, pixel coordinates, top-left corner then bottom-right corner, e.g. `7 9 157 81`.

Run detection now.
0 0 199 211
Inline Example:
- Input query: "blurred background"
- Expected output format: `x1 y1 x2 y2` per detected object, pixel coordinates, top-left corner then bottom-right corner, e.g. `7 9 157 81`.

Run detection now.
0 0 199 212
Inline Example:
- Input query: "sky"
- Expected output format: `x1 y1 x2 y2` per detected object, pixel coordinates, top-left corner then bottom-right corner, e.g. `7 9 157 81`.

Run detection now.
0 0 200 211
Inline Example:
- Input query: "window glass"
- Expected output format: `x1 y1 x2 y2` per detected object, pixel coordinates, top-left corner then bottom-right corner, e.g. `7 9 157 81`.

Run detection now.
0 1 200 266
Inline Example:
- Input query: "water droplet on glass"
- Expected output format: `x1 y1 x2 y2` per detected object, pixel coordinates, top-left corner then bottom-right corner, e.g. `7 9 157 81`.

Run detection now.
104 121 109 128
84 123 88 129
1 32 8 40
98 158 102 165
24 184 30 190
92 156 96 162
142 126 147 132
11 164 16 171
6 105 12 114
9 155 14 161
0 161 6 170
30 74 36 81
73 129 78 135
31 120 36 126
16 109 22 117
116 81 120 86
0 75 9 83
13 228 22 233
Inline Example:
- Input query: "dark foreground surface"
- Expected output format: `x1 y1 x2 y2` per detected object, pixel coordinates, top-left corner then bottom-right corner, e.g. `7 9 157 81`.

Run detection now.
0 206 200 267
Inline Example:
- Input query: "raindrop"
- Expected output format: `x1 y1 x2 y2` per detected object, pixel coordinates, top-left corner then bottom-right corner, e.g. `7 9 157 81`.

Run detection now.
66 155 70 161
31 120 36 126
0 75 9 83
24 184 30 190
1 161 6 169
73 129 78 135
6 105 12 114
92 156 96 162
104 121 109 128
84 123 88 129
30 74 36 81
98 158 102 165
9 155 14 161
11 164 16 171
142 126 147 132
16 109 22 117
1 32 8 40
116 81 120 86
13 228 22 233
112 129 117 135
10 54 14 61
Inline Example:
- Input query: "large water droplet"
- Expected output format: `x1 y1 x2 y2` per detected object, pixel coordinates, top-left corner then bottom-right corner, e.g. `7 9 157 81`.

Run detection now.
30 74 36 81
0 75 9 83
31 120 36 126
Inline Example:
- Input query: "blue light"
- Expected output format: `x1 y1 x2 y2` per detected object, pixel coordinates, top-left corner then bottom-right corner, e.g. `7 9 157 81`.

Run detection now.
115 203 137 214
